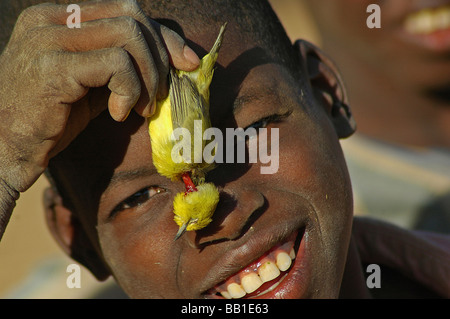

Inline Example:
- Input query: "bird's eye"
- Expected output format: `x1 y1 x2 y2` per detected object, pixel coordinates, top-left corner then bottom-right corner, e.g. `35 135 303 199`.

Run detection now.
111 186 165 216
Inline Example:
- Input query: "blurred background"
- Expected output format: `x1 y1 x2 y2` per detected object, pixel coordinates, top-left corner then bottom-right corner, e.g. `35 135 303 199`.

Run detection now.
0 176 122 298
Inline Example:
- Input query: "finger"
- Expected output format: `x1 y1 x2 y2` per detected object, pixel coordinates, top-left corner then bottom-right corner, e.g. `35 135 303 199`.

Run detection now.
16 1 199 104
21 0 199 69
47 17 159 117
78 1 200 100
55 48 142 122
15 0 144 29
16 0 199 115
14 1 165 112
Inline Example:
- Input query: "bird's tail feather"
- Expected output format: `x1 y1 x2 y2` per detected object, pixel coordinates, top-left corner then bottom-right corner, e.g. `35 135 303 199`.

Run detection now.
196 23 227 96
201 22 228 74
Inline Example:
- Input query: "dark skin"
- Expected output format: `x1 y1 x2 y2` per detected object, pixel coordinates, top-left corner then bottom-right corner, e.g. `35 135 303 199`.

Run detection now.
1 0 370 298
304 0 450 148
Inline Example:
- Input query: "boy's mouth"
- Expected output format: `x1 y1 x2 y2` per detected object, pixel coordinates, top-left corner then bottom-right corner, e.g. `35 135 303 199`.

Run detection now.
206 229 304 299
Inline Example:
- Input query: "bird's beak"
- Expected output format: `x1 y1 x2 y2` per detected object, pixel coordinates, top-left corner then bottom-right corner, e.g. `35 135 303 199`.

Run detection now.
174 222 188 241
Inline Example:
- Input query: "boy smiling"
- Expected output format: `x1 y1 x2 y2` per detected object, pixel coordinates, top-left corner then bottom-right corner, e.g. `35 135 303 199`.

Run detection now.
0 0 448 298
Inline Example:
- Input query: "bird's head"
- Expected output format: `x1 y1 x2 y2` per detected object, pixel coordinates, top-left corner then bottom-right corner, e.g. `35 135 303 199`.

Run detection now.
173 182 219 240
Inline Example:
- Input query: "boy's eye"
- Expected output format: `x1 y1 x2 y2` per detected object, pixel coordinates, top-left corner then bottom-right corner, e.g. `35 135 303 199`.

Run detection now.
245 111 292 130
111 186 165 216
246 118 269 130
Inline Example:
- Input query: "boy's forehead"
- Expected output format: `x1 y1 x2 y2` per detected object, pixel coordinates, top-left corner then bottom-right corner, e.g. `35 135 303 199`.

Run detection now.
189 23 268 67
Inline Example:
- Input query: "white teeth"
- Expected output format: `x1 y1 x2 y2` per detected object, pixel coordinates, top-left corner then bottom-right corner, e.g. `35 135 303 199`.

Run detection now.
215 244 298 299
258 261 281 283
289 247 296 259
276 252 292 272
227 283 246 299
241 273 263 293
404 6 450 35
220 290 232 299
436 7 450 29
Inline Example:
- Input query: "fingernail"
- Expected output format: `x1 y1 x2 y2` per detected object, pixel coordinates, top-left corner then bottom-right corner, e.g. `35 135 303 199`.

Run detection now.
148 99 156 117
183 45 200 66
109 94 135 122
116 107 132 122
139 99 156 118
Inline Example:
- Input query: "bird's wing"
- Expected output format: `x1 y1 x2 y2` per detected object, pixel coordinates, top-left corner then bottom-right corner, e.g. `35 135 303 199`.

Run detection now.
169 68 210 131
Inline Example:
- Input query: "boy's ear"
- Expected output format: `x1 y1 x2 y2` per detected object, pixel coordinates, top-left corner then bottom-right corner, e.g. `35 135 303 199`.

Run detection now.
43 187 110 281
294 40 356 138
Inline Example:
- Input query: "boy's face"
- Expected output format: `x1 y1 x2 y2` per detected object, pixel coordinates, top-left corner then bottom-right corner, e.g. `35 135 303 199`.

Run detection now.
51 27 353 298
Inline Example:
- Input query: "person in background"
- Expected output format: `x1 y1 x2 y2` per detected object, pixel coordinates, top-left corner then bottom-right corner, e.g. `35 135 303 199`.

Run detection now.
303 0 450 233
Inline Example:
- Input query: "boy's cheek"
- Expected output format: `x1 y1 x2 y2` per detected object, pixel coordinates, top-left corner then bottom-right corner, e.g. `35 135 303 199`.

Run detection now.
276 111 352 218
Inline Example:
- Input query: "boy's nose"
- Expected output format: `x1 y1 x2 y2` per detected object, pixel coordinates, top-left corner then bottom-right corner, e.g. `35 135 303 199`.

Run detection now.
186 186 266 247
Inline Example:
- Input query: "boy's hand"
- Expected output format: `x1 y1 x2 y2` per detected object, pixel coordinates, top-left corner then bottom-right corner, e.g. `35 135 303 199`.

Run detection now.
0 0 199 192
0 0 199 236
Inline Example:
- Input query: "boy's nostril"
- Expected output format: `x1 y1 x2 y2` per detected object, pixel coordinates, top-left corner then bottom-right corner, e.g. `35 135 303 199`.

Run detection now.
193 190 265 247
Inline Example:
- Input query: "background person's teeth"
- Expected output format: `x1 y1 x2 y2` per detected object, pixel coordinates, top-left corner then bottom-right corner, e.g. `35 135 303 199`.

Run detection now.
258 261 281 283
405 6 450 34
418 10 434 33
276 252 292 271
227 283 246 298
241 273 263 293
435 7 450 29
407 10 434 34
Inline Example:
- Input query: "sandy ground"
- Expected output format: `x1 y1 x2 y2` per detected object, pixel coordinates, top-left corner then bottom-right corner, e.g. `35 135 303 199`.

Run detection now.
0 0 319 298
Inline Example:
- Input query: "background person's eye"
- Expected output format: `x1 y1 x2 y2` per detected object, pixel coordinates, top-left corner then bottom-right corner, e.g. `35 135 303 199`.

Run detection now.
111 186 165 217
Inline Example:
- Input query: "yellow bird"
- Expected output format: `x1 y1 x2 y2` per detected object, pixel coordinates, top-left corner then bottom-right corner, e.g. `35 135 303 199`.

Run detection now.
148 23 227 240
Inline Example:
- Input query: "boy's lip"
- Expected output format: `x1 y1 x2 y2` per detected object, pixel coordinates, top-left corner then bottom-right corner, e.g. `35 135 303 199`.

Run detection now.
200 217 310 299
